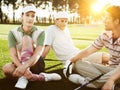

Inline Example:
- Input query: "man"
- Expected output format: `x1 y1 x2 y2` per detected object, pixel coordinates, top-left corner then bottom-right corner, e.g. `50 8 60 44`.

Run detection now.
2 4 61 89
70 6 120 90
42 11 109 87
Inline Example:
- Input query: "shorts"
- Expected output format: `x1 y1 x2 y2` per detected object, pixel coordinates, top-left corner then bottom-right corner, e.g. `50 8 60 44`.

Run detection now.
30 56 45 74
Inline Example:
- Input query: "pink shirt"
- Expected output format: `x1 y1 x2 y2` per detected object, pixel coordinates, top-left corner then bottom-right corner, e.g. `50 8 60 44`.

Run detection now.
92 31 120 64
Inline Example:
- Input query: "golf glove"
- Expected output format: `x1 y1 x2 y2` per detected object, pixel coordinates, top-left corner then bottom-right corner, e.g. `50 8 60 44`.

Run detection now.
63 60 73 78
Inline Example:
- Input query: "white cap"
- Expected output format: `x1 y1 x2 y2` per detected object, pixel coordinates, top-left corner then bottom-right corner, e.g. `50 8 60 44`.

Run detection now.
54 12 69 19
22 4 36 13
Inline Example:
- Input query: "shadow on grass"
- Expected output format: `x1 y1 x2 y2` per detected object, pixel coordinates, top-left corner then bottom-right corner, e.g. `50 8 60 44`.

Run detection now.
0 69 100 90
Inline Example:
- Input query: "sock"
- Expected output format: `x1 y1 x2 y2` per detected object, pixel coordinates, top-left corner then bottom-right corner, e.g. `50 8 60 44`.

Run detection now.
21 50 33 62
31 74 45 81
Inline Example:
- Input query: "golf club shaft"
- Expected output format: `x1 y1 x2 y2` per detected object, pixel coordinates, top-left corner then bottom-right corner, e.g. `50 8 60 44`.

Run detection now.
74 74 103 90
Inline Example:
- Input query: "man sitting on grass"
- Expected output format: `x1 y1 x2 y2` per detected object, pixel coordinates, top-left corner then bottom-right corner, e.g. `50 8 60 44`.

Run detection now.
42 11 109 88
70 6 120 90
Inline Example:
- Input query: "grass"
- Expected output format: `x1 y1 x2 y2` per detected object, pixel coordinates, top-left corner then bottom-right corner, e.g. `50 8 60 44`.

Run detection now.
0 24 107 79
0 39 10 78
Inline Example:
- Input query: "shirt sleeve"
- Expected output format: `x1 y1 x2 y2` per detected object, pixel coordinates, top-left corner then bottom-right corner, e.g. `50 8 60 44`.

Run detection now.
92 33 104 50
8 31 17 48
44 26 55 46
37 31 45 46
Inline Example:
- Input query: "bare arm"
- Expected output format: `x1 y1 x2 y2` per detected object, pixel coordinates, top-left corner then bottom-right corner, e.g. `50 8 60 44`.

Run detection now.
10 47 22 67
10 47 29 77
71 45 99 63
13 45 43 77
25 45 43 67
23 46 43 79
41 45 51 59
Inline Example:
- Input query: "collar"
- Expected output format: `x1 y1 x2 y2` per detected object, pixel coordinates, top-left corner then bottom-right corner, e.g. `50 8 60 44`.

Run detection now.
18 25 37 34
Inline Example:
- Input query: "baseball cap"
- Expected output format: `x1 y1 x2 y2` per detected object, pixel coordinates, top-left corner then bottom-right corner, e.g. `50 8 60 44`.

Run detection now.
54 12 69 19
22 4 36 13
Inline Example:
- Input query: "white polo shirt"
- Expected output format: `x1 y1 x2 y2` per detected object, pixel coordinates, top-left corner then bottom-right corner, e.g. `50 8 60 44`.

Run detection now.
44 25 79 64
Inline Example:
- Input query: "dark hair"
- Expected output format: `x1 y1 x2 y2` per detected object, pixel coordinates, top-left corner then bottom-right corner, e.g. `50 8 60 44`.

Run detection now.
106 6 120 21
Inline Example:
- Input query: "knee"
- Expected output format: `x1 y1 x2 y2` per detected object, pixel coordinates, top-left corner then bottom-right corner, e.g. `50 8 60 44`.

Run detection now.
22 35 32 43
22 35 33 49
2 64 9 73
2 64 15 75
23 35 31 40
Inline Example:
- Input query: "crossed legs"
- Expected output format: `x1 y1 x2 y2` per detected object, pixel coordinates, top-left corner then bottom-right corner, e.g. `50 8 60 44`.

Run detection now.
2 35 45 80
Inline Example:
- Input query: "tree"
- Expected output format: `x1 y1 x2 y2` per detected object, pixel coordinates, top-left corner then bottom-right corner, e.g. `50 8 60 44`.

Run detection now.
26 0 52 8
0 0 3 23
3 0 18 23
52 0 66 11
68 0 78 12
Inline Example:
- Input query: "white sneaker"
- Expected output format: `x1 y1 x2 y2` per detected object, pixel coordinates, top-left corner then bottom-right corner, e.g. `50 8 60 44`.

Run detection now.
68 74 86 84
69 74 96 88
15 76 28 89
41 73 62 82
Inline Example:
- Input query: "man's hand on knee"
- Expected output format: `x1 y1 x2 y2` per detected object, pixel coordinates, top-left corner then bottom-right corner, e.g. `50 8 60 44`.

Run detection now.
63 60 73 78
102 53 110 65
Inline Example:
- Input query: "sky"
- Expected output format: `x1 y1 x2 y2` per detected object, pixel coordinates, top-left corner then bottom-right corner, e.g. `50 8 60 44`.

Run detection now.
92 0 120 12
98 0 120 6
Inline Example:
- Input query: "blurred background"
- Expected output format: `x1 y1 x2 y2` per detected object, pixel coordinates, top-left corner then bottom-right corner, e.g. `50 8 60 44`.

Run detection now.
0 0 120 24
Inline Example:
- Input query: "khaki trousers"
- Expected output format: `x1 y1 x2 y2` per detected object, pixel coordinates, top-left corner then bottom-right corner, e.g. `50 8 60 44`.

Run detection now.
73 52 117 88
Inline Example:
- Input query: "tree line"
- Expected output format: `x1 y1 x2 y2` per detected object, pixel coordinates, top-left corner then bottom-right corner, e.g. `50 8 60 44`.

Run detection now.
0 0 105 24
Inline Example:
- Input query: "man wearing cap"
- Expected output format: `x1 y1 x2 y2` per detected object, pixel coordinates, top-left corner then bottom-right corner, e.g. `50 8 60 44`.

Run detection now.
42 11 109 87
2 4 61 89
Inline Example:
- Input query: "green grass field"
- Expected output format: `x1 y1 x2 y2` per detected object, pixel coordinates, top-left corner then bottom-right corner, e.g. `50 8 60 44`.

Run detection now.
0 24 107 79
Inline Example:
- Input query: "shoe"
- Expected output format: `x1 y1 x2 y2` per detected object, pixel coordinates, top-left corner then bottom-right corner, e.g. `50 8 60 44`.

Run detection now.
15 76 28 89
68 74 86 84
40 73 62 82
68 74 96 88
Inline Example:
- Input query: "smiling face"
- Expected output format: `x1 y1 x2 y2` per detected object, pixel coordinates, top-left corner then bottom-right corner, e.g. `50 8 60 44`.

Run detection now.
105 6 120 31
104 12 114 31
104 6 120 31
22 11 36 28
